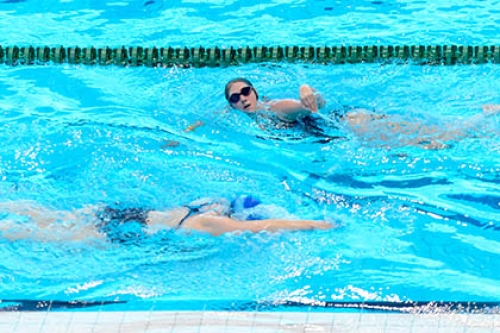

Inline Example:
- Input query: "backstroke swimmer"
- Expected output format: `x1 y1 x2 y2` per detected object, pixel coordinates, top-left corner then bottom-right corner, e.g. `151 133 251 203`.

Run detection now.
224 77 500 149
0 196 332 242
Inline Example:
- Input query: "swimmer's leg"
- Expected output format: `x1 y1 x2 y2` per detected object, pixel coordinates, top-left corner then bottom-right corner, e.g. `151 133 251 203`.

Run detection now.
482 104 500 116
0 201 48 220
0 218 103 241
344 109 387 126
0 201 66 227
452 105 500 137
0 202 102 241
0 219 37 240
465 104 500 125
417 139 451 150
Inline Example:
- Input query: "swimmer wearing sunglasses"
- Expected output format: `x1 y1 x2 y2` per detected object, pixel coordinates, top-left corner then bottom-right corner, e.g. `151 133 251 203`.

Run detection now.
224 77 500 149
225 77 326 122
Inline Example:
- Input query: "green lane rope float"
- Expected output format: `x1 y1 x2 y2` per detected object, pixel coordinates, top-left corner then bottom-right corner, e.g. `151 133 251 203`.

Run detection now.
1 45 499 67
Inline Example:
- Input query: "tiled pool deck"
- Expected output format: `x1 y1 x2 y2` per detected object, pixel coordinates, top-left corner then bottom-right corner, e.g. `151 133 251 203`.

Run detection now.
1 311 499 333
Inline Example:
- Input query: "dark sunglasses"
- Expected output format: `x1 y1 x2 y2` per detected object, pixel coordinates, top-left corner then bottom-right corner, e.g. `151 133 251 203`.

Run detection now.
229 86 252 104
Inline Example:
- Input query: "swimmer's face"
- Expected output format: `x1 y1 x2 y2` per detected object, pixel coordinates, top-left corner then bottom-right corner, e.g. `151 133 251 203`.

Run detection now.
228 81 258 113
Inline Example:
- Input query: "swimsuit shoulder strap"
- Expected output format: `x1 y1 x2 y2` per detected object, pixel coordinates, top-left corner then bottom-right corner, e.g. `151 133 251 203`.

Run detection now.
177 198 230 228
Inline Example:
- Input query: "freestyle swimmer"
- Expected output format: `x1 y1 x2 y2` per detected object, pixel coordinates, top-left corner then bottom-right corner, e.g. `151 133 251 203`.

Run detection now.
224 77 500 149
0 196 332 242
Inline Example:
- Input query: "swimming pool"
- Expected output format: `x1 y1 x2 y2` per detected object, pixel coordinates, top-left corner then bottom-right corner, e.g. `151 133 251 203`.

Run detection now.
1 0 500 315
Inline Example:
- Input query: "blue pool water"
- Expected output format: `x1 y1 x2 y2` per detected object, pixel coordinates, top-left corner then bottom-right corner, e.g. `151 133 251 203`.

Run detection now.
1 0 500 312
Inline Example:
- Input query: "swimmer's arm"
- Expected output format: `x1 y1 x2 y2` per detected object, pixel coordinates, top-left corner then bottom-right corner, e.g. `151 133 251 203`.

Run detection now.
268 85 326 122
268 99 313 122
188 215 332 236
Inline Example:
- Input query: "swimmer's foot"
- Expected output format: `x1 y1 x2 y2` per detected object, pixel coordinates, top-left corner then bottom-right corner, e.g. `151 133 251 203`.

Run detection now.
482 104 500 116
299 84 318 113
465 104 500 129
420 140 450 150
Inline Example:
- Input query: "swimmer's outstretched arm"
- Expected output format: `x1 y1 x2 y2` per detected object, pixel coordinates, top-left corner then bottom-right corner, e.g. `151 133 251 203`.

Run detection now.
185 215 332 236
268 84 326 122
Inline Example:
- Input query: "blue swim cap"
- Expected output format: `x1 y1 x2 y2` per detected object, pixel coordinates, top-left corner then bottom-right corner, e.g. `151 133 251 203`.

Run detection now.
231 195 261 212
232 195 289 221
242 195 261 209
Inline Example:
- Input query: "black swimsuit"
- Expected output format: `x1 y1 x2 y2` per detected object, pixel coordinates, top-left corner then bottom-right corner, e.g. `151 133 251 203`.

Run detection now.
255 109 347 143
177 205 204 227
95 206 151 243
177 200 232 226
95 201 225 243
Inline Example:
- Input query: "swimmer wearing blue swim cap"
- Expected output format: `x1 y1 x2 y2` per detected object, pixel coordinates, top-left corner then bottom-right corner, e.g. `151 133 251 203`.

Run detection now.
0 197 333 241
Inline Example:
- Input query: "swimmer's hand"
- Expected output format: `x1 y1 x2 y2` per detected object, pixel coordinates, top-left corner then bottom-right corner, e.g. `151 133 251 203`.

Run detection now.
299 84 318 113
299 84 326 113
303 220 333 230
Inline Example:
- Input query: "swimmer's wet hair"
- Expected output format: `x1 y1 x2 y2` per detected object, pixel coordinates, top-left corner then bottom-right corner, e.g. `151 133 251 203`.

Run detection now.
224 77 259 103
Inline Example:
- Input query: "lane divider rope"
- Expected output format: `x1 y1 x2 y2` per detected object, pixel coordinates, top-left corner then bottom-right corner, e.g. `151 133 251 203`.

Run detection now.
1 45 499 67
